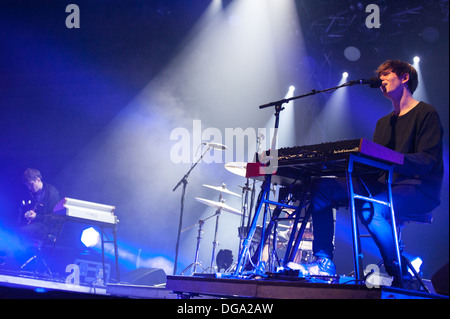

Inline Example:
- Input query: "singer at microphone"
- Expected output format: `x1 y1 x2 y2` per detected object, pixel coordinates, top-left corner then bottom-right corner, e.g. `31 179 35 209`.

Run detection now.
287 59 443 289
202 142 228 150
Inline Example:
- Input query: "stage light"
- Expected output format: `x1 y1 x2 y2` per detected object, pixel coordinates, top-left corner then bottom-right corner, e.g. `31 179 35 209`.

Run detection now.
81 227 100 248
412 55 428 101
409 257 423 276
316 69 352 140
34 287 47 293
286 86 295 98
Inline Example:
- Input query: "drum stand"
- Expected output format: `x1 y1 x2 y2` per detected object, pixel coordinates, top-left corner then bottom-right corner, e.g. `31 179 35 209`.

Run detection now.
204 194 225 273
180 194 226 275
180 219 206 275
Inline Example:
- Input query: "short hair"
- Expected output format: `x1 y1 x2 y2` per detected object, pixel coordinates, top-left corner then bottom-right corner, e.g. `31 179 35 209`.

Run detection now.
22 168 42 184
376 59 418 95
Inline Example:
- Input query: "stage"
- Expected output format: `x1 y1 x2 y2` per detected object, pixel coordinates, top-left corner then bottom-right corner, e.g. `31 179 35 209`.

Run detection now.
1 269 447 300
164 274 447 300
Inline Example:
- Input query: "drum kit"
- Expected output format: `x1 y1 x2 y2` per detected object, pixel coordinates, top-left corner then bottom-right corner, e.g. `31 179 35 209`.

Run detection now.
179 162 247 275
179 161 313 275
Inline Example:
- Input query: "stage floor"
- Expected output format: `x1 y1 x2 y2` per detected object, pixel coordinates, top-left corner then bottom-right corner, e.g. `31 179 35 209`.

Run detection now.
165 274 446 300
0 270 447 299
0 270 109 298
0 269 177 299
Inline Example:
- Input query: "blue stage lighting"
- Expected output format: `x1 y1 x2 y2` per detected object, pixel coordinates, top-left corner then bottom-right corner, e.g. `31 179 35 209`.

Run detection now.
34 287 47 293
81 227 100 248
409 257 423 275
413 56 420 64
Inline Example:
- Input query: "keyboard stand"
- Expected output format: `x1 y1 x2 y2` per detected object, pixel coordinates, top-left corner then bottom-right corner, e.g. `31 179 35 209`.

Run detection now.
346 154 402 284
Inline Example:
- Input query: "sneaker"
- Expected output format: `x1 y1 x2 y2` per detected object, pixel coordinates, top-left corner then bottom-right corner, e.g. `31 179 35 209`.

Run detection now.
287 257 336 277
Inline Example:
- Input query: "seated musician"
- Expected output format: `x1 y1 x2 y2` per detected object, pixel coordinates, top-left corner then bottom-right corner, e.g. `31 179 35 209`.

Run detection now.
287 60 444 287
20 168 62 242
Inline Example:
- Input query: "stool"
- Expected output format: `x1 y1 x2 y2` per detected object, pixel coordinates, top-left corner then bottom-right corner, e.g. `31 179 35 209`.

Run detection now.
367 213 433 292
20 237 55 277
20 216 63 277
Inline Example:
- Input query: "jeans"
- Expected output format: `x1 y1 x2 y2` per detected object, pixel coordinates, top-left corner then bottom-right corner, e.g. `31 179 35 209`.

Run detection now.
309 176 437 275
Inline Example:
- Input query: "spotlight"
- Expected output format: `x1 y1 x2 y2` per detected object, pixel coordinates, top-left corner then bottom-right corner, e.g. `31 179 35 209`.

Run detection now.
342 72 349 79
285 85 296 99
409 257 423 276
81 227 100 248
413 56 420 64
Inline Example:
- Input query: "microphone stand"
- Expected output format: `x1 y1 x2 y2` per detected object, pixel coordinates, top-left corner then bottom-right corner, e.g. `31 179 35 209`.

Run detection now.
172 145 211 275
258 81 356 110
243 81 354 273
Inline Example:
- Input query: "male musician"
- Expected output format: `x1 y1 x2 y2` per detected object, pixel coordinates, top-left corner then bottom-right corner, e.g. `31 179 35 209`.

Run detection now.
20 168 61 242
288 60 444 287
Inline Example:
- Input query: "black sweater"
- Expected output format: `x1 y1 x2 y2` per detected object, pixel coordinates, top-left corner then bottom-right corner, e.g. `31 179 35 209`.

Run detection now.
372 101 444 205
31 182 61 223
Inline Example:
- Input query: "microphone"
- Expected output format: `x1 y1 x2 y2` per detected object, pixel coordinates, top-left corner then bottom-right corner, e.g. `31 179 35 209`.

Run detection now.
348 76 382 88
202 142 228 150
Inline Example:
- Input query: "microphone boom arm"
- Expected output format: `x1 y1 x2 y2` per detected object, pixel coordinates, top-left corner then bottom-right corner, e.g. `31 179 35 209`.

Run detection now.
259 79 375 109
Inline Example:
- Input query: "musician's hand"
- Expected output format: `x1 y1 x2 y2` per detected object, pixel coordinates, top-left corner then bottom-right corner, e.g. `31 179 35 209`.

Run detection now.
25 210 37 221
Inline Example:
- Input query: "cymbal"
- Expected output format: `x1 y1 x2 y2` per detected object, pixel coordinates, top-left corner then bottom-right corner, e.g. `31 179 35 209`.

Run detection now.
203 184 241 197
195 197 242 216
224 162 247 177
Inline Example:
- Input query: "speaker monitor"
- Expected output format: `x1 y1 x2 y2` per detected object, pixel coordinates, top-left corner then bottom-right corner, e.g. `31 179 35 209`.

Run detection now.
431 262 449 296
121 268 166 286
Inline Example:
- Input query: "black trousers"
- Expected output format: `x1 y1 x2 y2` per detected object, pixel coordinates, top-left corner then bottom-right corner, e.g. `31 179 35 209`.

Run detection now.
309 176 437 275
